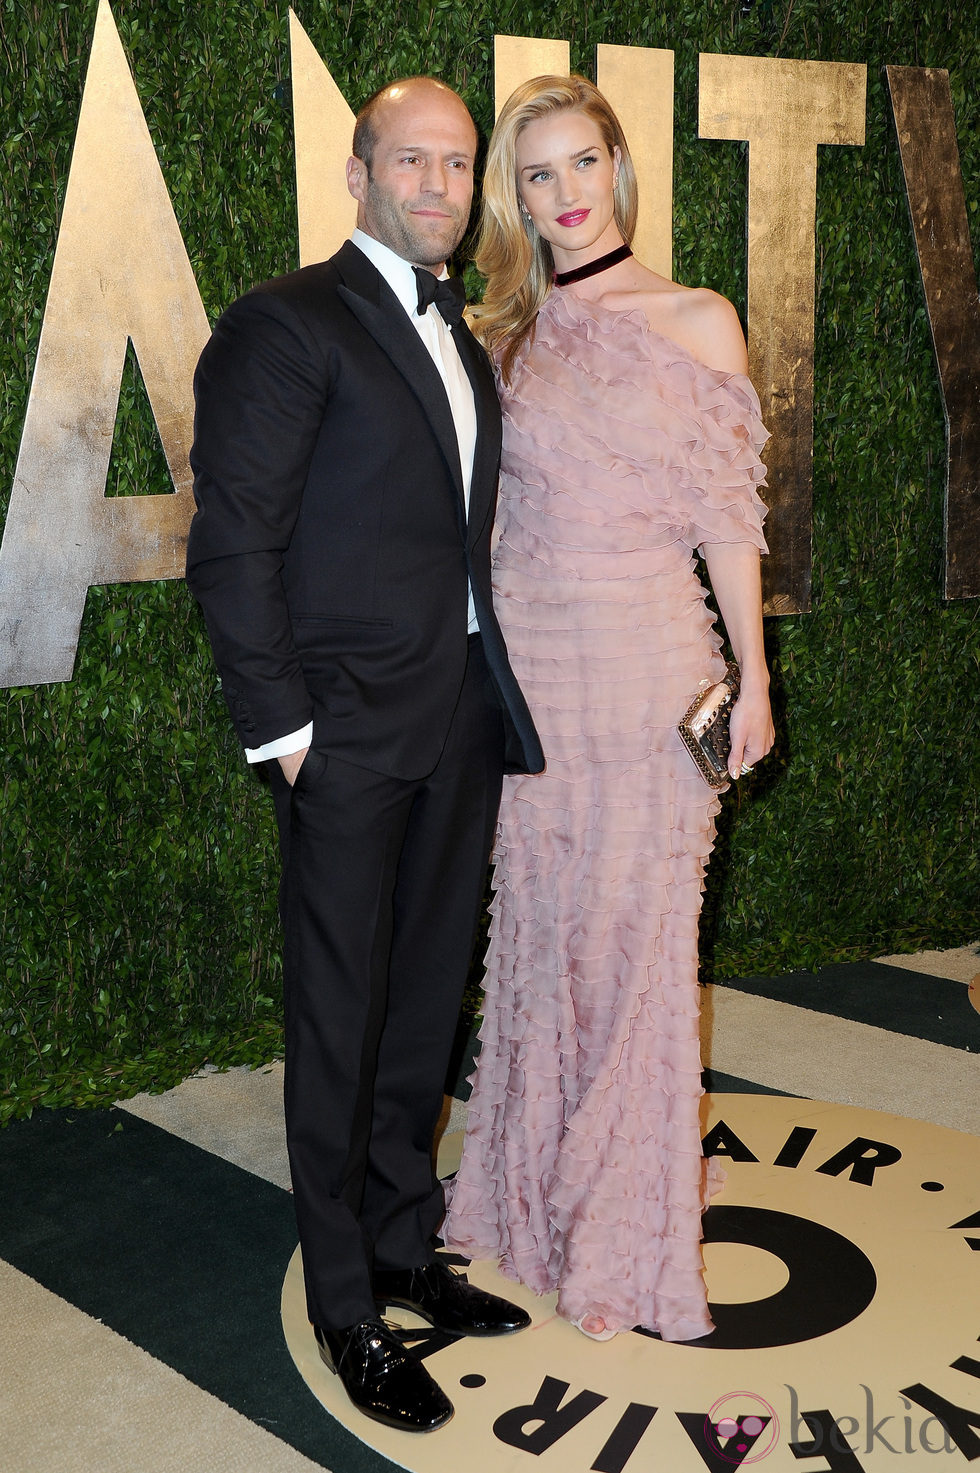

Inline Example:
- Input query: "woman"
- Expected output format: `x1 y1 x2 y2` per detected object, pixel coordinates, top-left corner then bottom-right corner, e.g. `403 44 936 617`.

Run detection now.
443 75 774 1342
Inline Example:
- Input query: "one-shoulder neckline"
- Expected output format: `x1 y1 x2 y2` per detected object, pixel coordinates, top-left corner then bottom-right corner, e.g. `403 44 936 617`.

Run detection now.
543 286 755 391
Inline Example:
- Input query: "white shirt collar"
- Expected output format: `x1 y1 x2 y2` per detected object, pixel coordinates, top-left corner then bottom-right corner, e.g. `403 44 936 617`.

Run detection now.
351 228 447 319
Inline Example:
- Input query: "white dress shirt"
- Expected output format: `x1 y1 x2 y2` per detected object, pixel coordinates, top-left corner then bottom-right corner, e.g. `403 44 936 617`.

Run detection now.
246 230 479 764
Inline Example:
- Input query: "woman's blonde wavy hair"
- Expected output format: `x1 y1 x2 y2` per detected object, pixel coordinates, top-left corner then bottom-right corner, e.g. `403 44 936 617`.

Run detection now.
470 74 638 383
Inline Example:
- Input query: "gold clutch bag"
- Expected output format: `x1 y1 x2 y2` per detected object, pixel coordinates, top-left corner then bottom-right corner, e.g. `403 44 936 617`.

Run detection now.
677 661 740 788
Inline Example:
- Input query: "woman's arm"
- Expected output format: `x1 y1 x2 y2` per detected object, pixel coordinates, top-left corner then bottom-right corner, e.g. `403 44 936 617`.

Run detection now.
660 286 772 775
700 541 775 778
687 291 772 776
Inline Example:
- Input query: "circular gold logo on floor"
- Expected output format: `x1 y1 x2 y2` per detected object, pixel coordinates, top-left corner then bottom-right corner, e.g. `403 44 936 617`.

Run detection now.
281 1094 980 1471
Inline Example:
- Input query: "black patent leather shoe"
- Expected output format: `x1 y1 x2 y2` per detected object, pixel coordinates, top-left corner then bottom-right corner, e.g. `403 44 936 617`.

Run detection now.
374 1258 531 1336
314 1317 453 1433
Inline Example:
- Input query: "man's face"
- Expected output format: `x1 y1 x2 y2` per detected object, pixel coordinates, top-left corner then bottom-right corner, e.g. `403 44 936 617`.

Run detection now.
347 81 477 270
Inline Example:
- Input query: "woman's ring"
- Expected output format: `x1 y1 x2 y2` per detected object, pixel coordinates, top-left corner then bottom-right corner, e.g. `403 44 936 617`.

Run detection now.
739 763 754 776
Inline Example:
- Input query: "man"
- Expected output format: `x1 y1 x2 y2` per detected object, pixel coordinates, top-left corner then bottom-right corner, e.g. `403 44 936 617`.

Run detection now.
186 77 543 1434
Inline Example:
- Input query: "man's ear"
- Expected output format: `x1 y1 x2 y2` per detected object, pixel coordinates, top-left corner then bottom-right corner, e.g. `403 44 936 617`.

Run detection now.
347 155 367 204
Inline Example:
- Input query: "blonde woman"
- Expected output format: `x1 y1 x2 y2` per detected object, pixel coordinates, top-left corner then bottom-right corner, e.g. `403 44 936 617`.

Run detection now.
442 75 774 1343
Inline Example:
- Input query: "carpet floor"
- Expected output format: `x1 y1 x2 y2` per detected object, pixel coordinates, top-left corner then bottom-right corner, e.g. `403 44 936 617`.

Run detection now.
1 944 977 1473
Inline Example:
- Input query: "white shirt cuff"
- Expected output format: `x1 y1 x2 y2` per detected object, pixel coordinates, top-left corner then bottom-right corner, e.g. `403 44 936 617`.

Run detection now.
244 722 314 764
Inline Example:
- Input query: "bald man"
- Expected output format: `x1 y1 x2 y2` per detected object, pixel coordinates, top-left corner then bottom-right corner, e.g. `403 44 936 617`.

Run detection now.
187 78 542 1432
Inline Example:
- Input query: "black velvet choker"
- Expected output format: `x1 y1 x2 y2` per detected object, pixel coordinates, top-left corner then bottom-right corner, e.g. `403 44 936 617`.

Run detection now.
552 242 633 287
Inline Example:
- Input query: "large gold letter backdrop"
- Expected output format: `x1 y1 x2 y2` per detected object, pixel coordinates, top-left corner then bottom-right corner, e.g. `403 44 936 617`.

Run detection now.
0 0 209 687
887 66 980 602
699 55 867 616
2 8 977 689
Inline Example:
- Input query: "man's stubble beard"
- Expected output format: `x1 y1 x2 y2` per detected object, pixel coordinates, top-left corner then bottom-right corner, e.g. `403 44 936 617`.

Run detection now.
363 173 469 269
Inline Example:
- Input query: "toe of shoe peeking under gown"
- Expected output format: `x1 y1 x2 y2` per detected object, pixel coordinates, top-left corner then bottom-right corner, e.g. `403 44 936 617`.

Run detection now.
442 289 769 1342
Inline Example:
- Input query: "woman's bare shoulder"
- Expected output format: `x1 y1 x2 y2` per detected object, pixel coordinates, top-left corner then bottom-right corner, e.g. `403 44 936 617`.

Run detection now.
593 261 749 374
641 283 748 375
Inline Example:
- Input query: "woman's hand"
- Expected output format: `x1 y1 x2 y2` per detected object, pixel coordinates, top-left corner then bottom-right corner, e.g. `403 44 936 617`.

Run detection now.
727 678 774 780
698 541 773 781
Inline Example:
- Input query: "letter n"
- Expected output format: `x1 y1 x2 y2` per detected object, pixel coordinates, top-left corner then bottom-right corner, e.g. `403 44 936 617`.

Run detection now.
0 0 210 687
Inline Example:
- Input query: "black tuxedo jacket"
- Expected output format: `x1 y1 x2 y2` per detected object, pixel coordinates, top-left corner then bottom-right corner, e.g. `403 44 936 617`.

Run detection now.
187 241 543 780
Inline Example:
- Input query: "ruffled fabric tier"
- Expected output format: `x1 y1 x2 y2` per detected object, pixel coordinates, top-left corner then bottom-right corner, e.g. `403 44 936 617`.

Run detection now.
497 288 769 571
442 289 768 1342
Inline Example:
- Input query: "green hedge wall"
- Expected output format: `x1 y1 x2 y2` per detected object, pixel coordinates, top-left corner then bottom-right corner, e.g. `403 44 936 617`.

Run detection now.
1 0 977 1119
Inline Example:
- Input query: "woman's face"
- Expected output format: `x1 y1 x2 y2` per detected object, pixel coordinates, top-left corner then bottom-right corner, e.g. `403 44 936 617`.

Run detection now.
514 108 622 267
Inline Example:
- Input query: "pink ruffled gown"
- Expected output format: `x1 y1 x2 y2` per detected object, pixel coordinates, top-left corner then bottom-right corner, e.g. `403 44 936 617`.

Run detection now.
442 289 769 1341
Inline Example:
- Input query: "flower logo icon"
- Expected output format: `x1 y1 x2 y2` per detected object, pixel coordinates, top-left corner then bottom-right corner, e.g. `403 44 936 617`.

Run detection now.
705 1391 780 1464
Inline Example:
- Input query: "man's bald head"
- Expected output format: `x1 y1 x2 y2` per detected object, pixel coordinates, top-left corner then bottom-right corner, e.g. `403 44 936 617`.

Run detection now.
352 77 476 175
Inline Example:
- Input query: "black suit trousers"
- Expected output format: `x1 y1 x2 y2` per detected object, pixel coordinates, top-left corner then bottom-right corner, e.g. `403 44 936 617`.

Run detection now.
268 635 505 1330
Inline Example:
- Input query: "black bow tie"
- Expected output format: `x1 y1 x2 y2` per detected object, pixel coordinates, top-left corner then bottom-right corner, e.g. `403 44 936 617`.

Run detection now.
413 268 466 326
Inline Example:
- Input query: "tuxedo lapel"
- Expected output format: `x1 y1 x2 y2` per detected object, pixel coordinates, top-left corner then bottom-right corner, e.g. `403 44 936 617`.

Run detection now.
335 244 466 504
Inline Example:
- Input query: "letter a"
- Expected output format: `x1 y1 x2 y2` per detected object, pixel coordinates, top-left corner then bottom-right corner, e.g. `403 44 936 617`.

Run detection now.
0 0 210 686
289 9 357 267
